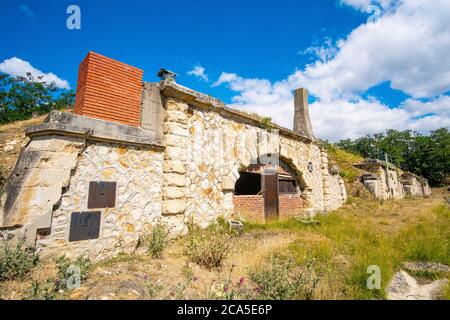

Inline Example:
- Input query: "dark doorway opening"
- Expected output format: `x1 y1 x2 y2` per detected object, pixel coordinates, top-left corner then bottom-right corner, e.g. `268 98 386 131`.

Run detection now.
234 172 261 195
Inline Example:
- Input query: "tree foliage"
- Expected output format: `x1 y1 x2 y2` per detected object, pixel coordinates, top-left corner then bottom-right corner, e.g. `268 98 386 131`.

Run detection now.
335 129 450 186
0 72 75 124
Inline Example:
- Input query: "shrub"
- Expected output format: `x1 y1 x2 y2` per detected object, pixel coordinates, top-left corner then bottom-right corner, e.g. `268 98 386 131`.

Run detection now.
0 240 38 282
147 224 169 258
248 255 321 300
55 255 91 290
186 222 231 270
260 117 272 130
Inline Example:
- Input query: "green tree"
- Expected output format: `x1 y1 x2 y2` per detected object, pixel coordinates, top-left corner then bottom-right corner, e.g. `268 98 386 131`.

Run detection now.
0 72 74 124
335 128 450 186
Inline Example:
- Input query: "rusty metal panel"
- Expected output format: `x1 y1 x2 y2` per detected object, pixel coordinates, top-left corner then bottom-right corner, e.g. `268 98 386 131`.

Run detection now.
263 169 279 220
88 181 116 208
69 211 101 242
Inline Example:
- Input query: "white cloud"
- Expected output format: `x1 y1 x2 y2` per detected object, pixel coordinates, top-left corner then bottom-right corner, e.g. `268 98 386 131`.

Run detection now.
340 0 399 12
0 57 70 89
213 0 450 141
187 65 209 82
299 38 338 63
297 0 450 101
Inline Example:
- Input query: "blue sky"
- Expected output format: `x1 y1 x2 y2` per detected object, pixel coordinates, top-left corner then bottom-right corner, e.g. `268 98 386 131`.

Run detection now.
1 0 449 141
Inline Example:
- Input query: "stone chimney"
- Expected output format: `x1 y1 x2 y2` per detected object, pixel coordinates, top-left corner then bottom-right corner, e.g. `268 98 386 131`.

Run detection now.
293 88 314 139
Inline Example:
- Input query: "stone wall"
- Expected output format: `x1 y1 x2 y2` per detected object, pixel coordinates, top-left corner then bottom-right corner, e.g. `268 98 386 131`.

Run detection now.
36 141 163 259
0 79 348 259
356 159 430 200
158 89 347 227
0 135 85 244
0 112 164 259
327 172 347 211
402 173 432 197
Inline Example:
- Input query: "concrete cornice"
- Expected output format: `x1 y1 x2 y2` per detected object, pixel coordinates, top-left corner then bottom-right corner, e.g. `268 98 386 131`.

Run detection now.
26 111 165 149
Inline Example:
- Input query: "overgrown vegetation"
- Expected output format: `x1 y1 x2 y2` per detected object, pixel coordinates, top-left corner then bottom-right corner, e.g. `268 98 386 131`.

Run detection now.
245 197 450 299
147 224 169 258
0 72 74 124
1 194 448 300
186 222 232 270
26 279 59 300
55 255 91 290
260 117 273 130
325 143 364 184
334 128 450 186
0 240 38 282
248 255 321 300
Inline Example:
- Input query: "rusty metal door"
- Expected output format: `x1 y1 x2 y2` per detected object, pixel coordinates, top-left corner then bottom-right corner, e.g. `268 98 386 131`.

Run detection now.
263 168 279 220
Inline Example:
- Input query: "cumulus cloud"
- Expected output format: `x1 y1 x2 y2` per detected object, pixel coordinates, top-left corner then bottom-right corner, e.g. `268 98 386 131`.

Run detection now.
0 57 70 89
187 65 209 82
297 0 450 101
213 0 450 141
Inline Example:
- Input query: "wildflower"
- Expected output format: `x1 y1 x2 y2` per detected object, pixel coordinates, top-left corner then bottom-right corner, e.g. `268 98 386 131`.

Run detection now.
239 277 245 285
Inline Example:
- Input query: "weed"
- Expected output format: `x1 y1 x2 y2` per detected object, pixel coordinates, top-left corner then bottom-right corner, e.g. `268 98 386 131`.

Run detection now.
260 117 272 130
144 276 163 298
186 222 232 270
248 255 321 300
0 240 38 282
26 279 59 300
147 224 169 258
55 255 91 290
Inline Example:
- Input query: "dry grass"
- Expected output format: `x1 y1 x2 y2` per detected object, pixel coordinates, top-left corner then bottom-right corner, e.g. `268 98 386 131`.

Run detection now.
1 189 448 300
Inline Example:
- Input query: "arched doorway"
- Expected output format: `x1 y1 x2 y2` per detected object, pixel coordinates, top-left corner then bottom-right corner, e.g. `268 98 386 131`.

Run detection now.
233 157 305 222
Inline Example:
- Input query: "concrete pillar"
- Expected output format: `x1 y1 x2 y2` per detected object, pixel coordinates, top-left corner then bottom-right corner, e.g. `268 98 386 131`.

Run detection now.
141 82 164 143
293 88 314 139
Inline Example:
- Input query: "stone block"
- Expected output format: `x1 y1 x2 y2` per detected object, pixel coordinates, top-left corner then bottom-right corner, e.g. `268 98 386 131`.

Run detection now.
164 146 186 160
163 186 185 199
163 161 186 174
163 199 186 215
222 176 235 191
27 136 85 152
164 173 186 187
163 123 189 137
164 134 187 147
166 99 189 112
166 110 187 122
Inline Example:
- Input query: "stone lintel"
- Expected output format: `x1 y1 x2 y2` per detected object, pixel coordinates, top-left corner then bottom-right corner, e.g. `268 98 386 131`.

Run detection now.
158 80 315 144
26 111 165 150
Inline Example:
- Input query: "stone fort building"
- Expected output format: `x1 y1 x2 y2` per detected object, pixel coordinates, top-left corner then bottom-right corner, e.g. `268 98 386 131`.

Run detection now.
0 52 347 258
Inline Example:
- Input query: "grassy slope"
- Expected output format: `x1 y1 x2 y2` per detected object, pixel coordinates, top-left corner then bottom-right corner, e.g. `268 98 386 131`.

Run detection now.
247 192 449 299
326 144 364 184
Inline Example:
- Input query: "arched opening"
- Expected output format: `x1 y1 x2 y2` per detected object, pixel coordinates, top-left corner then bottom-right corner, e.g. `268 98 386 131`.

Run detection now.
234 172 261 195
232 156 306 223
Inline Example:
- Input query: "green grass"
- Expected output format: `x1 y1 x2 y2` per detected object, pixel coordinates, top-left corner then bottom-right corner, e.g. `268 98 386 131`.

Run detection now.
326 144 364 184
243 201 450 300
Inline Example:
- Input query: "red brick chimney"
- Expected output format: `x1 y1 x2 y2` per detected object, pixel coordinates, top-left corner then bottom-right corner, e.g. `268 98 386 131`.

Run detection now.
74 52 144 127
